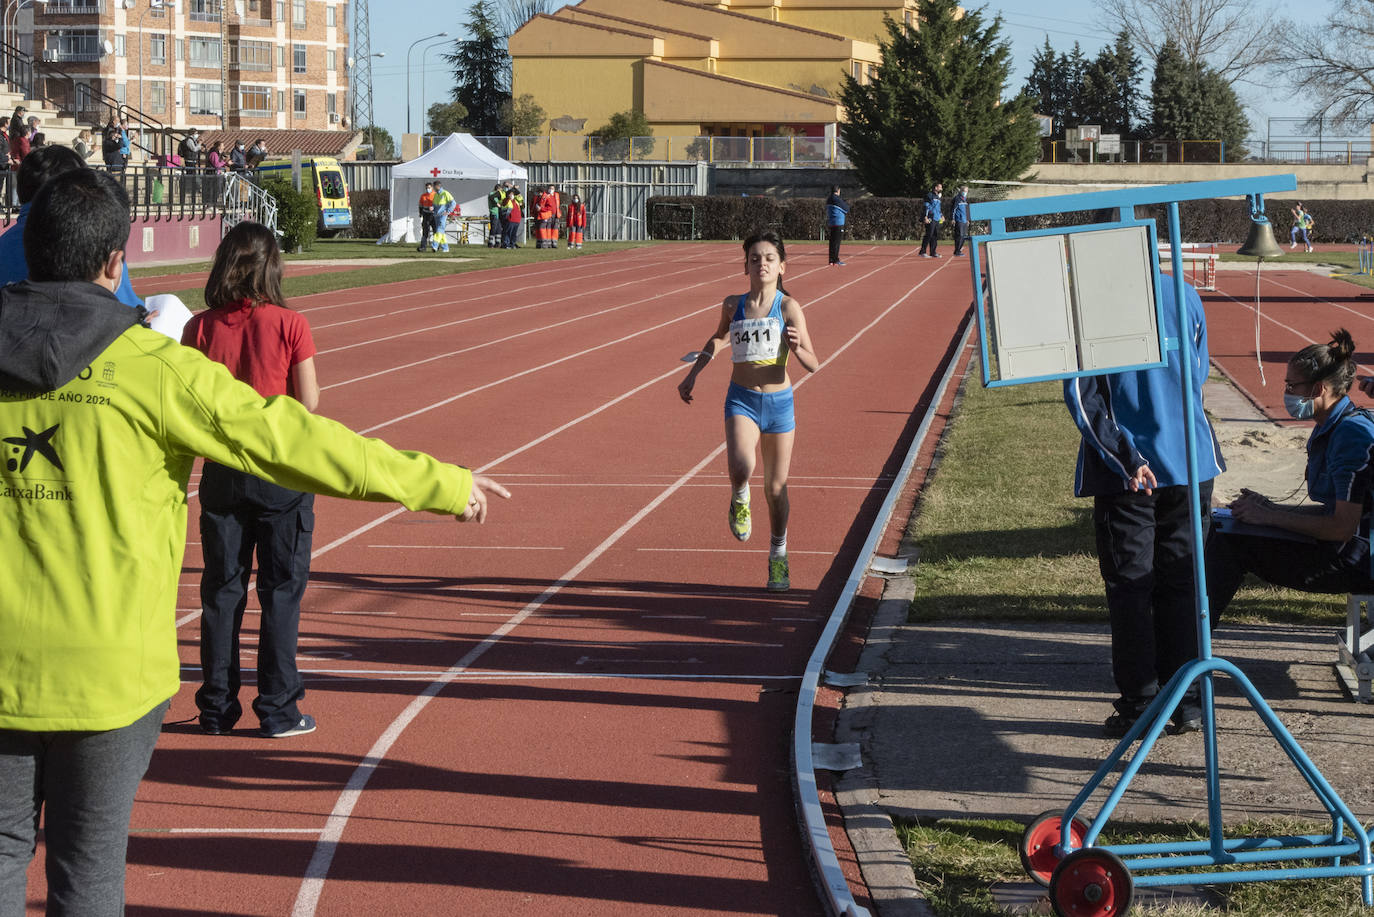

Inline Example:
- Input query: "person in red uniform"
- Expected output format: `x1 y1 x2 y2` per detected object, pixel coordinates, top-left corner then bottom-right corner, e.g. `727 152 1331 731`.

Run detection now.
502 188 523 248
547 184 561 249
565 192 587 250
180 221 325 739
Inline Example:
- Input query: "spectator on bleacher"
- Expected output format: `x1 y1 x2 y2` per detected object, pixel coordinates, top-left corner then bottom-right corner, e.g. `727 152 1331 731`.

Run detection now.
73 129 94 160
206 141 227 173
1208 330 1374 616
6 106 25 161
9 115 32 167
229 140 248 173
178 128 202 171
0 124 11 208
30 133 44 150
118 120 131 162
246 138 268 169
102 116 125 174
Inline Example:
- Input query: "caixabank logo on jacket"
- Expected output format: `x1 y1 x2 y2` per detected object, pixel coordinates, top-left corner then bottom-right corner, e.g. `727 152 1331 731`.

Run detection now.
2 423 73 501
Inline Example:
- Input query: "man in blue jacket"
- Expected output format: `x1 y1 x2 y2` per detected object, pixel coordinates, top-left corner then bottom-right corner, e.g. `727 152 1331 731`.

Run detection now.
825 185 850 266
1064 276 1224 738
951 185 970 256
919 182 943 257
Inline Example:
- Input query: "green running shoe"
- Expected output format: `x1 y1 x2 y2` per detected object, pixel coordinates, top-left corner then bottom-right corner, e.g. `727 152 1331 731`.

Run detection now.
729 498 751 541
767 555 790 592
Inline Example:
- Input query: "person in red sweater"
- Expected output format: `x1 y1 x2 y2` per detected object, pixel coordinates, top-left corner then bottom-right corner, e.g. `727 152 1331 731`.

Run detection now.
502 188 523 248
180 221 325 738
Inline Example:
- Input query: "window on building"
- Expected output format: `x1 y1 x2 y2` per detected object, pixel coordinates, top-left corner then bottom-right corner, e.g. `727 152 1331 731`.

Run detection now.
47 28 102 61
292 0 305 27
277 89 284 111
293 88 306 118
326 5 336 27
75 81 93 114
188 37 221 68
148 81 167 114
275 0 284 21
113 34 124 57
190 0 221 22
114 82 126 104
234 39 272 71
189 82 222 115
326 92 335 114
149 33 166 65
46 0 101 11
277 45 285 68
326 49 335 71
293 42 306 73
239 85 271 115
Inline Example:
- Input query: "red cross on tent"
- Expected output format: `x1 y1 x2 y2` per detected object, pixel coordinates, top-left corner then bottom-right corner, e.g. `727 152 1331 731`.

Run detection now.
430 167 442 177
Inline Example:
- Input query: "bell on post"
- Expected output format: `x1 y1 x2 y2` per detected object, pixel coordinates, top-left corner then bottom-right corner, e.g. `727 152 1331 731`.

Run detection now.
1237 214 1283 259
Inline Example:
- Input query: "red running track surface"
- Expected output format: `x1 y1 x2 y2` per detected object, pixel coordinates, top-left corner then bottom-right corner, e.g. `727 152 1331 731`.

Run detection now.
23 244 977 916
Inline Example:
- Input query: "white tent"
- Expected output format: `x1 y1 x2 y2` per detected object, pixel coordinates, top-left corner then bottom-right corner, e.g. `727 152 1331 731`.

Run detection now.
384 134 527 244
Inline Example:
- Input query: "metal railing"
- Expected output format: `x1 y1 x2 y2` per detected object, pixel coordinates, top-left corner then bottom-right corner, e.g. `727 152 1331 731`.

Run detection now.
221 170 278 235
469 134 851 165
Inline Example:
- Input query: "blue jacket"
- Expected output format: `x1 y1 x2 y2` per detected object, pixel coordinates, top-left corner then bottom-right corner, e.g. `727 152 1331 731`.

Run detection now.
952 194 968 224
0 203 141 308
826 193 849 227
1064 280 1224 495
925 194 942 223
1306 397 1374 514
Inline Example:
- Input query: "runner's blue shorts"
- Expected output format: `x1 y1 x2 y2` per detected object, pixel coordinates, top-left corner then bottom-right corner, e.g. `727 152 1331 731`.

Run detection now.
724 382 795 434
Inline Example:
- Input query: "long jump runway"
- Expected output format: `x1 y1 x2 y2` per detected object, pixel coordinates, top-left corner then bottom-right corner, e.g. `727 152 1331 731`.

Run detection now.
23 243 974 915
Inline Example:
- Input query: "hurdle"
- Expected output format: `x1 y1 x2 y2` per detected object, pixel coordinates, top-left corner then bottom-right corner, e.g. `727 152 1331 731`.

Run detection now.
1157 241 1218 290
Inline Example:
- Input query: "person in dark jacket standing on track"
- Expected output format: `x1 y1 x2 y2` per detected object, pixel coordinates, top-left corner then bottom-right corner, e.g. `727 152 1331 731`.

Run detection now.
825 185 849 266
951 185 970 257
1064 276 1223 739
487 182 503 247
919 182 943 257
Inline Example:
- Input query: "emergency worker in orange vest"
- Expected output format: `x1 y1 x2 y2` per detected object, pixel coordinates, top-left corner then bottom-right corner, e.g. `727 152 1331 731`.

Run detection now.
565 192 587 250
417 181 436 252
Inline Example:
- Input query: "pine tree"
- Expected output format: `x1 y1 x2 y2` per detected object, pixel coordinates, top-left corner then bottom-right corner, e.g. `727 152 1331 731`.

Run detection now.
1022 38 1062 128
444 0 511 137
1062 43 1090 130
1081 31 1144 137
839 0 1040 196
1148 38 1249 160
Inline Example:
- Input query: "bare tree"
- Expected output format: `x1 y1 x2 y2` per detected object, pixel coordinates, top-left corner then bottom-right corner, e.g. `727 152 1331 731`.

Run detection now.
1273 0 1374 123
494 0 558 38
1096 0 1279 84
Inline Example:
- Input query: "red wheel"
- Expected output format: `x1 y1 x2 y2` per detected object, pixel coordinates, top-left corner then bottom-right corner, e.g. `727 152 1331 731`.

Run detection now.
1020 809 1089 887
1049 847 1133 917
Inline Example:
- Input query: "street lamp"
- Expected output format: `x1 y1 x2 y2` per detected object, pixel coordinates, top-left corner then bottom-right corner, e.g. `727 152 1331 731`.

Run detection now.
419 38 448 139
136 0 176 125
405 30 446 135
346 50 385 157
3 0 48 76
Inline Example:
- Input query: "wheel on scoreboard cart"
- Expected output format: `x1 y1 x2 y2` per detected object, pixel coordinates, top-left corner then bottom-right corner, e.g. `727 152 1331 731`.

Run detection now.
1019 809 1090 887
1049 847 1134 917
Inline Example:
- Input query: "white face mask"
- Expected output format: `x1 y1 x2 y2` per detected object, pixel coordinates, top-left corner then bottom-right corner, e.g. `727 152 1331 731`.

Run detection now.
1283 392 1316 420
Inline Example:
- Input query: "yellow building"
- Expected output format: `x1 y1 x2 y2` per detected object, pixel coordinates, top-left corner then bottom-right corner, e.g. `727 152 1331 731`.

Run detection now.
508 0 916 153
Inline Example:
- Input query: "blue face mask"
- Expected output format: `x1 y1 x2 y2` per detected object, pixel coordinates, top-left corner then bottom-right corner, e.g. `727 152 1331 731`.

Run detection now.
1283 392 1316 420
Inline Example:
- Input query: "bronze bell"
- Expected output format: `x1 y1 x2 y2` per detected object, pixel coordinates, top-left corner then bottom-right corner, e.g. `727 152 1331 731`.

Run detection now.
1237 216 1284 259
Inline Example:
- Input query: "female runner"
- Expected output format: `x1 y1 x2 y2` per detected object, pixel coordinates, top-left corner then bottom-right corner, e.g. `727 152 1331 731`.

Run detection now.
678 230 819 590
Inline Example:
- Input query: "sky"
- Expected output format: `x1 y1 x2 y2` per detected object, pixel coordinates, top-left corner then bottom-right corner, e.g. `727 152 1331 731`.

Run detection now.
361 0 1327 147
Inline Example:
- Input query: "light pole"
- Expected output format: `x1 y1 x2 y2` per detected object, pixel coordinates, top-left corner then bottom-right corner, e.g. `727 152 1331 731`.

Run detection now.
419 38 447 140
405 30 445 135
3 0 48 80
347 50 384 153
136 0 175 121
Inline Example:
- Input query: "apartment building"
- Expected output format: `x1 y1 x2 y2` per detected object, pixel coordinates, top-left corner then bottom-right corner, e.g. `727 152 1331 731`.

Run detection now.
22 0 349 132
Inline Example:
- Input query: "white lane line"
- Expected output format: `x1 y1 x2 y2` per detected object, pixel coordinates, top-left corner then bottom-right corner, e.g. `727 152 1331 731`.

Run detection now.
635 547 832 555
316 261 717 354
365 544 565 550
191 667 803 680
292 250 930 915
327 611 397 616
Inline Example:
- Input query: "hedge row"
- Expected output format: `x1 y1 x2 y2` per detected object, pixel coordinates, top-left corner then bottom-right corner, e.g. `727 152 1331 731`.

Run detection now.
648 195 1374 244
648 195 929 241
349 188 392 240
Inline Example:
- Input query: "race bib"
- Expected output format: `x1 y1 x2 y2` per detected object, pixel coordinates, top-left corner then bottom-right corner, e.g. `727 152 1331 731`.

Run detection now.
730 316 782 363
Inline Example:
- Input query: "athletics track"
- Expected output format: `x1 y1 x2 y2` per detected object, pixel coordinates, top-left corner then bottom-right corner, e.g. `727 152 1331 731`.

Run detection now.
22 241 1364 915
23 242 974 916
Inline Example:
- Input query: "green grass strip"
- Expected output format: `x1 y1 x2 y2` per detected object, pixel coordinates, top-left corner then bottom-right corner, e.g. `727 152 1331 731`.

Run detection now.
897 816 1370 916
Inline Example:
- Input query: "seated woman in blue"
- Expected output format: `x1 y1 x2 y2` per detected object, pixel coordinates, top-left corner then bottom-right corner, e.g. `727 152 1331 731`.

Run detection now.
1207 329 1374 616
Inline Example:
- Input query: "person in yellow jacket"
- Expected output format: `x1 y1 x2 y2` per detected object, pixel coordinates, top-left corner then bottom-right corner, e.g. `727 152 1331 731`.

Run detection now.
0 169 508 914
430 180 456 253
